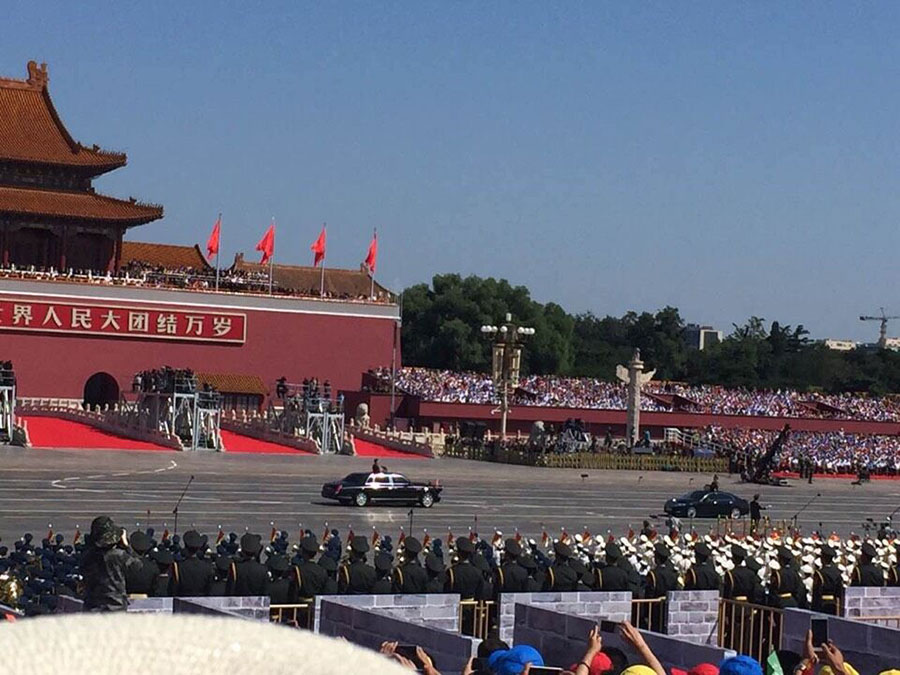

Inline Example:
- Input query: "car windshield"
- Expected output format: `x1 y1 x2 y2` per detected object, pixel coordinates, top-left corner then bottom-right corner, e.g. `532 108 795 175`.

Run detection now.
342 473 369 486
392 475 409 484
681 491 707 500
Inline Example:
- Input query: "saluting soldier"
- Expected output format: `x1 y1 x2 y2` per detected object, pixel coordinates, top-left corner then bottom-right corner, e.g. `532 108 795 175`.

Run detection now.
293 536 327 599
372 552 394 594
226 533 268 596
768 546 808 609
594 543 629 592
445 537 485 599
495 539 529 593
519 555 543 592
543 541 579 592
392 537 428 594
723 545 764 604
124 530 158 596
169 530 214 597
851 542 885 587
318 555 339 594
684 542 720 591
209 555 231 596
811 546 843 615
339 536 377 594
644 543 681 598
424 553 446 593
266 554 297 606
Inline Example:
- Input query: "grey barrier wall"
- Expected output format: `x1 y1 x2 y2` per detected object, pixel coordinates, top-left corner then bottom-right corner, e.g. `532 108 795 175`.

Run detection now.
318 598 477 673
842 586 900 621
126 597 173 614
666 590 720 646
313 593 460 633
499 592 633 644
513 604 734 671
782 608 900 674
55 595 266 619
172 598 251 619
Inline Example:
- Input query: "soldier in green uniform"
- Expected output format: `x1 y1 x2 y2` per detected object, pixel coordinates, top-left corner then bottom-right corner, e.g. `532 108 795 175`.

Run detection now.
392 537 428 594
684 542 720 591
851 542 885 587
811 546 843 615
339 536 377 594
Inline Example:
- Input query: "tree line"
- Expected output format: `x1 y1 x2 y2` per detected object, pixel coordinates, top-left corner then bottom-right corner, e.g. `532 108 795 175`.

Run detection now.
400 274 900 394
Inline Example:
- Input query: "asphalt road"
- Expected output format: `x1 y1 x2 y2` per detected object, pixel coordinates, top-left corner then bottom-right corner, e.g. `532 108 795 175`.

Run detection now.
1 446 898 546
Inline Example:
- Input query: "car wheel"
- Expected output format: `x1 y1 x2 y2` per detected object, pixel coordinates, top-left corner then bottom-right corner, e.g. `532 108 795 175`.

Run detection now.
730 507 741 520
355 492 369 507
686 507 697 519
420 493 434 508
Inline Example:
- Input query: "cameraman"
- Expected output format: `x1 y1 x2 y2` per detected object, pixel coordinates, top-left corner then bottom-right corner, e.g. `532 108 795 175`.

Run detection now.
81 516 140 611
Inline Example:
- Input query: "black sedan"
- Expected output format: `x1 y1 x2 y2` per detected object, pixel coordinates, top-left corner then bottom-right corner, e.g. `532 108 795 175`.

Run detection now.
321 472 443 508
664 490 749 519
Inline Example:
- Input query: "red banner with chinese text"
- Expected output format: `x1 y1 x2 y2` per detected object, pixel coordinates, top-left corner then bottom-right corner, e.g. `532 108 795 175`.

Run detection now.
0 299 246 344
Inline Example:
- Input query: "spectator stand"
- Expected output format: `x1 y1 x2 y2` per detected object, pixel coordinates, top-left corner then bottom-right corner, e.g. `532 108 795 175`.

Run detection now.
0 361 15 443
129 367 223 451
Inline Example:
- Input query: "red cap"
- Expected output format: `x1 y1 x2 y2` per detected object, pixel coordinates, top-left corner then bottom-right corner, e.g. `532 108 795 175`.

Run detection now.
689 665 720 675
570 652 614 675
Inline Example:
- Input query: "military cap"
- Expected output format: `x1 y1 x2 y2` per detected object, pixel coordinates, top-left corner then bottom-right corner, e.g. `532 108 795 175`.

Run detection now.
570 558 587 576
520 555 537 570
605 542 622 561
130 531 152 554
374 552 393 572
553 541 572 559
425 553 444 573
861 542 878 558
472 553 490 573
300 536 320 555
820 546 836 561
240 533 262 555
456 537 475 554
694 542 712 558
731 544 746 561
152 548 174 566
350 536 370 554
214 555 232 573
183 530 206 550
504 539 522 557
318 556 338 573
777 546 794 562
653 543 669 560
403 537 423 555
268 555 290 573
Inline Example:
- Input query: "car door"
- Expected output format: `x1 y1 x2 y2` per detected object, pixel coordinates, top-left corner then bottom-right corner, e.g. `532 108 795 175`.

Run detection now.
698 493 718 518
390 474 415 501
367 474 391 501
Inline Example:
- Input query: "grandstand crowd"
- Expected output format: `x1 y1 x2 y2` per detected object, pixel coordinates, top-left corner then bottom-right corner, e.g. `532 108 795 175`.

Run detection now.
376 368 900 422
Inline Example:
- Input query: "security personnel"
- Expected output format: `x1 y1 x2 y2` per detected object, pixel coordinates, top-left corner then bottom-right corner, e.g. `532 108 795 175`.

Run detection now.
495 539 529 593
169 530 214 597
210 555 231 596
392 537 428 594
446 537 485 599
811 546 843 615
684 542 720 591
372 552 394 594
124 530 158 596
543 542 579 592
318 555 339 594
851 542 885 587
266 554 297 605
520 555 543 592
749 495 765 534
226 533 268 596
723 545 764 604
150 548 174 597
595 543 629 592
339 536 377 594
425 553 446 593
768 546 808 609
293 536 327 599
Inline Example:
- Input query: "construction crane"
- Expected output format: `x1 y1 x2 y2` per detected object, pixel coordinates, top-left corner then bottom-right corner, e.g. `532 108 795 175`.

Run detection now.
859 308 900 349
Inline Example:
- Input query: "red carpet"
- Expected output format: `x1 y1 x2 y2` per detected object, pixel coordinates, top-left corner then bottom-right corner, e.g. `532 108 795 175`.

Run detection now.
353 437 428 459
773 471 900 481
220 430 313 455
22 416 172 451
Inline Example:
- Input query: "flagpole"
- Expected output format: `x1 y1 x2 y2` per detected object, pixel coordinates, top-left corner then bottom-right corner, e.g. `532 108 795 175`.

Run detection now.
269 217 275 295
319 223 326 297
214 213 221 292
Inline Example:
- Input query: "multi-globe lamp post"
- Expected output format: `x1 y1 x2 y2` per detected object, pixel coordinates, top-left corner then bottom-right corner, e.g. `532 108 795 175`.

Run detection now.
480 313 535 441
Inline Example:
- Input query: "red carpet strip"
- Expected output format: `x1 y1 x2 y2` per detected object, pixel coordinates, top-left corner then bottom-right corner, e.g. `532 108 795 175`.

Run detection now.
220 430 313 455
353 437 427 459
22 416 172 452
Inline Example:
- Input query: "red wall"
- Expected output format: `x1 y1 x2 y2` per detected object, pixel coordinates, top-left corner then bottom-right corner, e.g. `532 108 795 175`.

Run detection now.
3 297 396 400
408 400 900 436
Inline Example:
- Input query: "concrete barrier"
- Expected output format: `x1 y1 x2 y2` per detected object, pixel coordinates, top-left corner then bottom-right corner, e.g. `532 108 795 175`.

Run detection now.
666 590 720 645
499 591 633 644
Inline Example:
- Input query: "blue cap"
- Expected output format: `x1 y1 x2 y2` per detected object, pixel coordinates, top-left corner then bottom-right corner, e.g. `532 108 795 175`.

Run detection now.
488 645 544 675
719 656 762 675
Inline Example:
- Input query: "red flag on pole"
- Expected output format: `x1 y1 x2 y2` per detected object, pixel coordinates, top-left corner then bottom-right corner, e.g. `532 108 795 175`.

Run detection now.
206 215 221 258
311 226 326 267
364 230 378 275
256 222 275 265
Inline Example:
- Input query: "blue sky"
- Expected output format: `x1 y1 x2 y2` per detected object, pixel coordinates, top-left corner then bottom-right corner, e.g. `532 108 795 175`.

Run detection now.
5 2 899 340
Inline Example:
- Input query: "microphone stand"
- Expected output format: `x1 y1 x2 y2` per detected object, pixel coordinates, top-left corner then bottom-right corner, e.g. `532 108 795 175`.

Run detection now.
791 492 820 533
172 475 195 539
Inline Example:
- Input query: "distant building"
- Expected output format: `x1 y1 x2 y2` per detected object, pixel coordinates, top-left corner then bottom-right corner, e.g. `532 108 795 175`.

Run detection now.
823 339 857 351
684 324 723 351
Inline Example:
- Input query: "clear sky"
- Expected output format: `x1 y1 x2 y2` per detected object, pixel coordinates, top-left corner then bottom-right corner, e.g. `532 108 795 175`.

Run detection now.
5 2 899 340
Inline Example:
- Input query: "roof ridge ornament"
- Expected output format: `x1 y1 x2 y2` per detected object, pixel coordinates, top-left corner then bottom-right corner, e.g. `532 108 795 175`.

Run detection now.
26 61 48 89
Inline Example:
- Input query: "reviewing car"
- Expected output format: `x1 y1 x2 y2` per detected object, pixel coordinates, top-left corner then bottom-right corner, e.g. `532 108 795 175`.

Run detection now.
664 490 749 519
321 472 443 508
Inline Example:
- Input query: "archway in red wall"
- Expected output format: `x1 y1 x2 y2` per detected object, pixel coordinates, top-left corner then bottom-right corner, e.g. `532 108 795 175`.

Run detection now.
83 372 120 409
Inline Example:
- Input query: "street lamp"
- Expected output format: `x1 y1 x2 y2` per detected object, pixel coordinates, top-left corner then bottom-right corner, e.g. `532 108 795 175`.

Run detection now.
481 313 535 441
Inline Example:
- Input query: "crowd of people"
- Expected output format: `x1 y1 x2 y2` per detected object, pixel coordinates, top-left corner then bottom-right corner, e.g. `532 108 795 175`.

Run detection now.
375 368 900 422
0 262 389 304
704 426 900 476
2 508 898 620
